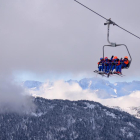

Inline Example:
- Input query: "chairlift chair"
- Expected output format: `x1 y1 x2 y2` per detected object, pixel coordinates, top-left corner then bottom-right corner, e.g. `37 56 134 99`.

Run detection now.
103 19 132 69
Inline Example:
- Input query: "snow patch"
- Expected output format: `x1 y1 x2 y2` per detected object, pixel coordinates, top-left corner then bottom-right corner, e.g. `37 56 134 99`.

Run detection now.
67 115 75 128
31 112 44 117
105 111 116 118
59 127 67 131
127 132 133 138
84 102 95 109
121 127 126 135
114 89 117 94
88 81 92 88
90 118 95 130
127 122 135 128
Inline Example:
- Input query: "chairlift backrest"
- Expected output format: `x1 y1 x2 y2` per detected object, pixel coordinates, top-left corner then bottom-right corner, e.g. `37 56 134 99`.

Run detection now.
103 44 132 69
123 60 131 69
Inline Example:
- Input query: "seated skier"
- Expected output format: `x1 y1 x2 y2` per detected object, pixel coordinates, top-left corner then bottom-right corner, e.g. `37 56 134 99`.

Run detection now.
121 56 129 68
109 56 122 74
98 58 104 72
104 57 110 73
116 58 122 74
110 55 116 73
115 56 129 74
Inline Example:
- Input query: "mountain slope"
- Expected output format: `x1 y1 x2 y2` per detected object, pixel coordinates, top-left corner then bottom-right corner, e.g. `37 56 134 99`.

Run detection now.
0 97 140 140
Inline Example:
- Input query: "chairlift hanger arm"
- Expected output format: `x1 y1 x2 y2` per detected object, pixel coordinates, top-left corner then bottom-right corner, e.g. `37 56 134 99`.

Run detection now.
74 0 140 40
104 19 116 46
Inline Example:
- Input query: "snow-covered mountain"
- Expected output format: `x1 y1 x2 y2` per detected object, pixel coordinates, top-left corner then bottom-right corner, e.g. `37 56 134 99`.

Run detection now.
22 78 140 118
23 78 140 98
69 78 140 97
0 97 140 140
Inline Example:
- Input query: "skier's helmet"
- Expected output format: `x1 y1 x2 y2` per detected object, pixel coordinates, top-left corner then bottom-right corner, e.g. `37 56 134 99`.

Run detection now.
124 56 128 59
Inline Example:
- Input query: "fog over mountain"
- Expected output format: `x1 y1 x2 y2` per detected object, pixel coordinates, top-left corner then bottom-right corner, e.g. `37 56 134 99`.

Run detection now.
0 76 35 113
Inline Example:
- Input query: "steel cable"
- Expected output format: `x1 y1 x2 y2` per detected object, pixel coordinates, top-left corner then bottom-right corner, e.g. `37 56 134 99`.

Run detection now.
74 0 140 40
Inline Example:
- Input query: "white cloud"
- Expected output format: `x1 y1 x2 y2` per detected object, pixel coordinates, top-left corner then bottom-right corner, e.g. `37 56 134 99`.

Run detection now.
29 80 99 101
28 80 140 109
101 91 140 108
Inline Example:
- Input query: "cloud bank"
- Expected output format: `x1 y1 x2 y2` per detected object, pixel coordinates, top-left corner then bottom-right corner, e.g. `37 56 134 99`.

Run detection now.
0 77 35 113
28 80 140 109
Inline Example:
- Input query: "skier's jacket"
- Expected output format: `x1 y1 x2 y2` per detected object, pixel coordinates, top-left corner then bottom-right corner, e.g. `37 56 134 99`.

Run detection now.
121 58 129 68
123 58 129 65
116 59 121 66
111 58 120 66
109 56 115 66
98 59 104 66
104 59 110 66
111 59 116 65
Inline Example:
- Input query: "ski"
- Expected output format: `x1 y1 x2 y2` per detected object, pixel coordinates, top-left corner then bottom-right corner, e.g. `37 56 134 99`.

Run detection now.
94 70 125 78
94 70 110 78
94 71 106 77
113 73 125 77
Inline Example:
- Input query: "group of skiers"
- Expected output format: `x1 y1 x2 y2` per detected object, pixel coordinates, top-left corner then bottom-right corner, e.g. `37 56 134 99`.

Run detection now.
98 56 129 74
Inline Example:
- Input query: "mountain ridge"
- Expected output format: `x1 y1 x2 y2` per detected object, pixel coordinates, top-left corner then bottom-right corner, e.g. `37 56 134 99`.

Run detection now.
23 78 140 98
0 97 140 140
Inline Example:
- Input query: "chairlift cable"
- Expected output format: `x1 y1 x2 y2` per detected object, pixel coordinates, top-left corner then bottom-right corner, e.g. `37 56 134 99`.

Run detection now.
115 25 140 39
74 0 140 40
74 0 107 20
